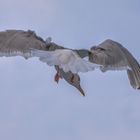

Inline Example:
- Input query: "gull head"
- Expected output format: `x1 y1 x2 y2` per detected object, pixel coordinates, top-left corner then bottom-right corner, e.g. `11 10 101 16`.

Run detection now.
45 37 52 44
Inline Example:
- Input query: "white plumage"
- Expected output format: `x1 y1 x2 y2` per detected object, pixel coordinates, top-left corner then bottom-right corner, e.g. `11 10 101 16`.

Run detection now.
31 49 101 74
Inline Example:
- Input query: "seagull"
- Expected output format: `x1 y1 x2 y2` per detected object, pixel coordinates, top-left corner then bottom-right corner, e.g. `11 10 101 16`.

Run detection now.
0 30 92 96
35 40 88 96
0 30 139 96
89 39 140 89
30 43 103 97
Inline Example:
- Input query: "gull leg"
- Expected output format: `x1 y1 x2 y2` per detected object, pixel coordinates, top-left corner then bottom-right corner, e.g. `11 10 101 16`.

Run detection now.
54 67 62 83
54 72 60 83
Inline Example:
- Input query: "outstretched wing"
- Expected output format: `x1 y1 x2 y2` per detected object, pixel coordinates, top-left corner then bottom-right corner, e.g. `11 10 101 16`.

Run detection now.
0 30 46 58
90 39 130 72
31 48 101 73
90 39 140 89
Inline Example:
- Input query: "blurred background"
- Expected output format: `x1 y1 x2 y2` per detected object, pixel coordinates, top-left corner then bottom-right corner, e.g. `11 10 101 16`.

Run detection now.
0 0 140 140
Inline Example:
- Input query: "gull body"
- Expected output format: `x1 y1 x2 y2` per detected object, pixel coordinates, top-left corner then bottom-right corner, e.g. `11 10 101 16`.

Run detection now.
31 48 100 74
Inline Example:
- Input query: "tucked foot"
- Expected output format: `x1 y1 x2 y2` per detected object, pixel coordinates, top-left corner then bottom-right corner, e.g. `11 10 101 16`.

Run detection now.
54 72 62 83
54 73 60 83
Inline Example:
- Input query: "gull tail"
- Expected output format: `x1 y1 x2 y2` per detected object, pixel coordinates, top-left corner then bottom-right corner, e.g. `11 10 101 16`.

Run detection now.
76 84 85 96
57 67 86 96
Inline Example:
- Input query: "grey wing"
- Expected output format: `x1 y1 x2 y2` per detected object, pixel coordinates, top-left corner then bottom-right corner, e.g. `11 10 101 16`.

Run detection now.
0 30 46 59
90 39 140 89
119 45 140 89
90 39 130 72
75 49 89 58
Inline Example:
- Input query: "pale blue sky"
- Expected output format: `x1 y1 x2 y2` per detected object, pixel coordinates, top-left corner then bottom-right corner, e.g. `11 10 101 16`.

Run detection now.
0 0 140 140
